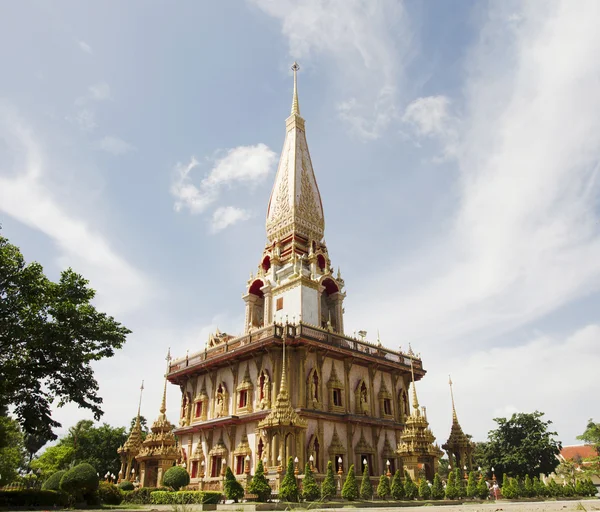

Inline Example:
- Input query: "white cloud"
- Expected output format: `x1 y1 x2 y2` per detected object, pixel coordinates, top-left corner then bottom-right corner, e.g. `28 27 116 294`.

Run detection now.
0 103 154 316
71 82 111 132
94 135 135 155
350 0 600 349
88 82 111 102
78 40 92 54
73 108 97 132
210 206 251 233
419 324 600 445
250 0 411 140
171 143 277 217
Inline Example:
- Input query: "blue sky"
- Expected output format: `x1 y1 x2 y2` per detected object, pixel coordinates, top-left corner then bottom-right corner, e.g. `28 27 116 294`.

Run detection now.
1 0 599 447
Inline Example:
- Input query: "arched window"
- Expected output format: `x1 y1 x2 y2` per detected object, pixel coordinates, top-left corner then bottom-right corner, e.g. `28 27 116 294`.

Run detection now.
312 371 319 401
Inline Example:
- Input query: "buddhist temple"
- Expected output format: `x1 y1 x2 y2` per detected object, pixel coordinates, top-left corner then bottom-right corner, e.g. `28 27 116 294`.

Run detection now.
165 63 442 491
442 376 474 472
117 382 145 482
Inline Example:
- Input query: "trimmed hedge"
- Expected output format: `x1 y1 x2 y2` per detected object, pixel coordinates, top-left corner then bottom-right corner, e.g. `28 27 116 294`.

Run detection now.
162 466 190 491
98 481 123 505
118 480 135 491
122 487 172 504
0 489 68 507
42 470 67 491
150 491 222 504
60 462 99 495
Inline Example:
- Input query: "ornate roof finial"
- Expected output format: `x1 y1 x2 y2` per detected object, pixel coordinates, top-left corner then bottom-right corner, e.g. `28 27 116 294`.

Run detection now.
137 380 144 419
410 359 420 413
160 348 171 415
291 62 300 116
279 329 288 394
449 374 458 424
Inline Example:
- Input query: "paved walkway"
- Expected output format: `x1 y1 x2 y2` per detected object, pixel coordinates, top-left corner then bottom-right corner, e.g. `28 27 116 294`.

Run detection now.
324 500 599 512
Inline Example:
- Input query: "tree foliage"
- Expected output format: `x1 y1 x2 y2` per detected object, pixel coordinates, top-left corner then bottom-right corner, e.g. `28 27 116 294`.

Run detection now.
302 463 320 501
418 478 431 500
477 474 489 500
279 457 298 502
162 466 190 491
359 464 373 500
377 474 390 499
431 474 445 500
404 471 418 500
0 415 26 486
0 234 131 442
223 467 244 502
320 460 336 500
577 418 600 454
341 464 358 501
466 471 477 498
248 460 271 502
391 469 405 500
484 411 561 480
445 470 457 500
60 462 99 504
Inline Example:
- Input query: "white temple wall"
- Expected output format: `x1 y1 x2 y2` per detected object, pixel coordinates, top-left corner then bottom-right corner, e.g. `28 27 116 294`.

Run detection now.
300 285 319 325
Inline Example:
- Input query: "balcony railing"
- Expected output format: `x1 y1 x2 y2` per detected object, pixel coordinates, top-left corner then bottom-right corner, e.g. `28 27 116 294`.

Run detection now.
169 322 421 373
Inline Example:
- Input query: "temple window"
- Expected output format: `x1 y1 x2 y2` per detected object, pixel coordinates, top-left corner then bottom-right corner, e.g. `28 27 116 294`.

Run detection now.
257 438 264 460
235 455 245 475
383 399 392 415
191 461 198 478
239 390 248 408
248 279 265 329
276 297 283 311
312 371 319 400
236 365 254 414
332 388 343 407
210 457 222 478
262 256 271 272
195 402 203 418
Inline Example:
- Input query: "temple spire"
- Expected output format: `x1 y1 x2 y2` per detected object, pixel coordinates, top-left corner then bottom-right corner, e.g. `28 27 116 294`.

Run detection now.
134 380 144 427
291 62 300 116
449 374 459 424
279 325 288 394
160 348 171 415
410 359 420 412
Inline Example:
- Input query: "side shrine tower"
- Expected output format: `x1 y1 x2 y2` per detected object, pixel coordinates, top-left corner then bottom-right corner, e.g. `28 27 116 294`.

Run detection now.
167 64 441 491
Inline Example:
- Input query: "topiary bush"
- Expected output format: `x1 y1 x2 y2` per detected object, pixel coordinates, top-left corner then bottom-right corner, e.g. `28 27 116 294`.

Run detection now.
321 460 336 500
377 474 390 499
302 463 320 501
418 479 431 500
279 457 299 502
123 487 154 504
391 469 405 500
118 480 134 491
466 471 477 498
431 474 445 500
359 464 373 500
445 470 457 499
454 469 465 498
60 462 99 504
42 470 67 491
404 471 418 500
477 475 489 500
224 467 244 503
150 490 223 504
341 464 359 501
162 466 190 491
248 460 271 502
98 481 123 505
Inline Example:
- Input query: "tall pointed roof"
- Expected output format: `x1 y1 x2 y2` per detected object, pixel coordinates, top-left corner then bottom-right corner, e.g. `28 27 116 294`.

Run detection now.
443 375 473 454
118 380 145 456
266 62 325 243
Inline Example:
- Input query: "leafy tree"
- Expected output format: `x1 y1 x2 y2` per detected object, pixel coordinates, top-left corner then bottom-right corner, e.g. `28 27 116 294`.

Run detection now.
279 457 298 502
129 416 149 440
533 476 546 497
471 442 489 475
437 457 451 480
477 474 489 500
577 419 600 454
360 464 373 499
0 415 26 486
98 481 123 505
248 460 271 502
418 478 431 500
466 471 477 498
454 468 465 498
162 466 190 490
24 433 48 466
341 464 359 501
224 466 244 502
60 462 99 504
377 474 390 499
42 470 67 491
404 470 418 500
431 474 444 500
485 411 561 481
391 469 405 500
0 234 131 442
31 443 75 479
321 460 336 500
445 470 458 499
302 463 320 501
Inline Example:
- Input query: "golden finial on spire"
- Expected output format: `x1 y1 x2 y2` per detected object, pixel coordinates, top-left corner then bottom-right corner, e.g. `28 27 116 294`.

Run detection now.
291 62 300 116
279 329 288 394
137 380 144 418
410 359 420 413
449 374 459 424
160 348 171 415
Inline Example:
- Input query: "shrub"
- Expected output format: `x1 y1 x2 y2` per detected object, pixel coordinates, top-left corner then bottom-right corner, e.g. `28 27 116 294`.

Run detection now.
445 470 457 500
477 475 489 500
533 476 546 497
377 474 390 499
454 469 465 498
391 469 405 500
523 474 534 497
162 466 190 491
404 471 418 500
360 465 373 500
279 457 299 502
60 462 99 504
118 480 134 491
466 471 477 498
418 479 431 500
223 466 244 503
42 470 67 491
98 481 123 505
150 491 223 504
123 487 154 504
547 479 561 497
431 474 444 500
0 490 69 507
341 464 359 501
321 460 337 500
248 460 271 502
302 463 320 501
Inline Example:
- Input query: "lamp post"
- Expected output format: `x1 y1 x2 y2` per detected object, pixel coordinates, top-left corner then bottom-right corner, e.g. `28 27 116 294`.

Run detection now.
277 455 282 474
200 460 205 478
491 467 496 481
245 455 251 475
338 457 343 476
309 454 314 471
294 457 299 476
386 460 391 478
263 457 268 475
463 465 468 480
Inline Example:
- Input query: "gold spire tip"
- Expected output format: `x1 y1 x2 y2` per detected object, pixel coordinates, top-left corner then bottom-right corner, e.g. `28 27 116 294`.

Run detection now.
410 359 419 411
291 61 300 116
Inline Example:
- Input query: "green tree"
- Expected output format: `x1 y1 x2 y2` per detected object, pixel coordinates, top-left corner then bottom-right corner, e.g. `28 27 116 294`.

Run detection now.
248 460 271 502
404 471 418 500
24 433 48 466
162 466 190 490
341 464 359 501
129 416 149 440
0 234 131 442
477 475 489 500
279 457 298 502
224 466 244 502
523 474 534 497
547 478 560 497
377 474 390 499
42 469 67 491
0 416 26 485
418 478 431 500
577 419 600 454
437 458 451 480
31 443 75 479
302 462 320 501
360 464 373 499
533 476 546 497
445 470 458 499
321 460 336 500
391 469 405 500
484 411 561 481
454 468 465 498
60 462 100 504
466 471 477 498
